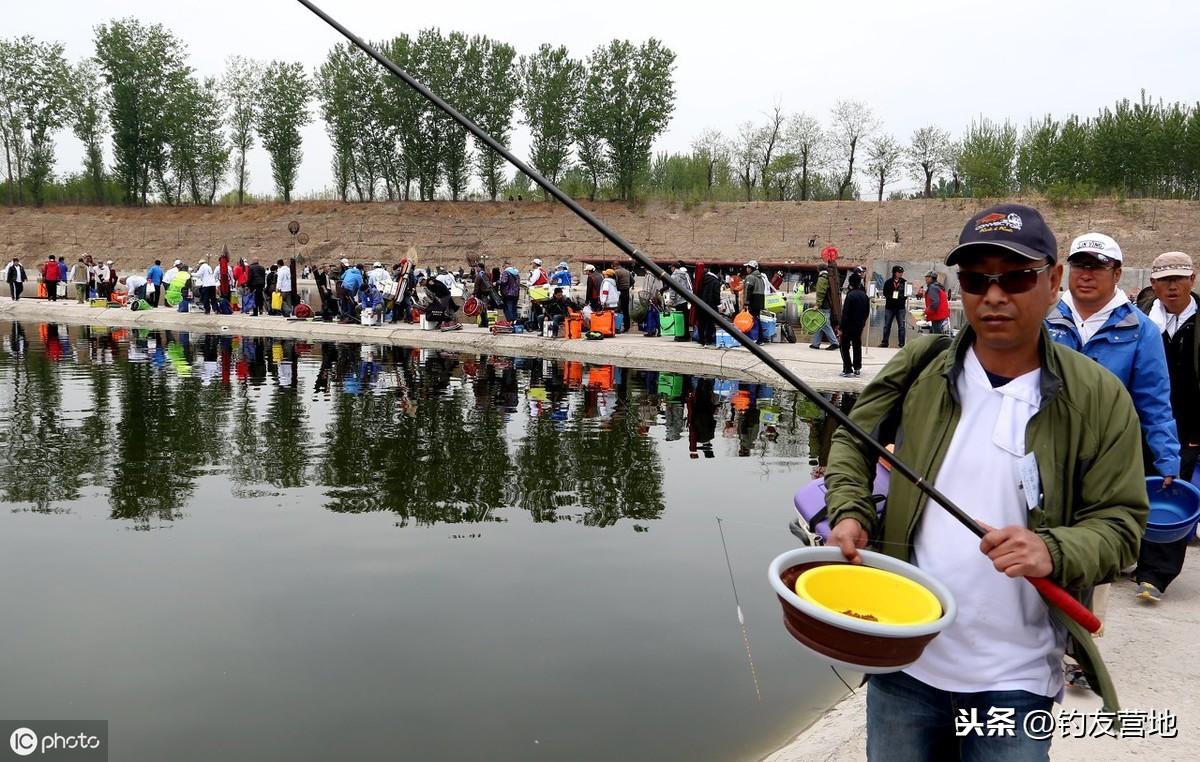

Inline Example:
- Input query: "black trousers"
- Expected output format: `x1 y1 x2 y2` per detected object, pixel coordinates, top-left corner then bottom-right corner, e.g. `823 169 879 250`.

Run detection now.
148 285 160 307
839 331 863 372
252 286 265 316
46 281 58 301
1136 444 1199 591
697 308 717 346
618 289 630 333
9 281 21 300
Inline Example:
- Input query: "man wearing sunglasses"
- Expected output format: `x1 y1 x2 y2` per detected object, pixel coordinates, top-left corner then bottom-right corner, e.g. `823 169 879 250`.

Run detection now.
824 203 1148 761
1046 233 1180 492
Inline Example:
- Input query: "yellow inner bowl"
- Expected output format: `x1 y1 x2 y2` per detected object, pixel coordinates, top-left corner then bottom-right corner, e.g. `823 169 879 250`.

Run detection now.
794 564 942 626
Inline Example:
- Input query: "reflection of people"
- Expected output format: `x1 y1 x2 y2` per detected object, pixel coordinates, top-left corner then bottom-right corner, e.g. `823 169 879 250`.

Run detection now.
825 203 1148 760
688 378 717 459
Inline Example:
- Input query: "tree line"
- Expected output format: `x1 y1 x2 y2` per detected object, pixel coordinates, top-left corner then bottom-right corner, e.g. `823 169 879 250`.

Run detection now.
2 17 1198 207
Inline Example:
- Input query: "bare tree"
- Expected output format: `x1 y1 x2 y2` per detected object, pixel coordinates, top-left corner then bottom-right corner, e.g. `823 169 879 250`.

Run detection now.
690 127 728 193
908 125 950 198
756 103 785 198
830 99 877 200
731 121 762 201
864 134 904 202
783 112 824 200
944 140 963 196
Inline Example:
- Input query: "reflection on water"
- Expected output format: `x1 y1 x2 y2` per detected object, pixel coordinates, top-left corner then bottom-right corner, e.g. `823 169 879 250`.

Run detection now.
0 320 860 762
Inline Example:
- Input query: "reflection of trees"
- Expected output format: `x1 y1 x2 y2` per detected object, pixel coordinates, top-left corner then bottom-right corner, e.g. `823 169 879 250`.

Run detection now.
0 335 89 511
261 346 308 488
107 356 228 526
315 356 512 526
558 383 665 527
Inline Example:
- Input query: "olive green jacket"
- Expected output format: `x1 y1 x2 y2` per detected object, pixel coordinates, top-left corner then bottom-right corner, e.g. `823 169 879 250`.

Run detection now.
825 328 1149 712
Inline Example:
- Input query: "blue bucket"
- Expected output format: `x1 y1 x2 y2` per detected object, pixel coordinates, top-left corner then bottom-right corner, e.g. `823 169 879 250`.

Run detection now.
1144 476 1200 543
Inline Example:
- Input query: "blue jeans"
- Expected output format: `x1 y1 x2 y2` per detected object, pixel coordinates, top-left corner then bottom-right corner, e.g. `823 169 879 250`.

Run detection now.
882 307 906 347
809 308 839 347
931 318 949 335
503 295 519 323
867 671 1052 762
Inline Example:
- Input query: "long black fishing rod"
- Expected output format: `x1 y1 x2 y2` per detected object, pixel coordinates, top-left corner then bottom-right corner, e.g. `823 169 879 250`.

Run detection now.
293 0 1100 634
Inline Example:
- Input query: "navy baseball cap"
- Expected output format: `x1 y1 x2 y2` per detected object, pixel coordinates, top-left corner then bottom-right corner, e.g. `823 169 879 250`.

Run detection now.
945 203 1058 265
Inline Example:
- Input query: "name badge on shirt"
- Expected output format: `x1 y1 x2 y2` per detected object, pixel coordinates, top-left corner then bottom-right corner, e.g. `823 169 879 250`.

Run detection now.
1017 452 1040 511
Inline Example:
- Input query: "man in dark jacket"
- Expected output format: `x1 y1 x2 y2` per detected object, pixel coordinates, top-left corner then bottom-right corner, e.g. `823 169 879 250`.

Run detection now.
5 257 27 300
838 272 870 376
742 260 770 345
472 262 494 329
879 265 907 348
248 259 267 317
1133 251 1199 602
584 263 602 311
614 263 633 333
697 268 723 346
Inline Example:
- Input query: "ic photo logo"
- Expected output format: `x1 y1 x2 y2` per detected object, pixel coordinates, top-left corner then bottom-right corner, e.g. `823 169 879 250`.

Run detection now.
9 728 36 757
4 722 106 760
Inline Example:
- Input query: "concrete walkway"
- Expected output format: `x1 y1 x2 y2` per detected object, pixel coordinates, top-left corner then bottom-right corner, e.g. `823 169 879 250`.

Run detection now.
764 546 1200 761
0 299 904 389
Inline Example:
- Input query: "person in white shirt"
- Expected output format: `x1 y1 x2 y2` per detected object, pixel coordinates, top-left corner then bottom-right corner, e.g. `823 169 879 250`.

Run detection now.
274 258 293 316
528 258 547 287
367 261 390 290
195 257 217 314
122 274 147 301
826 203 1148 760
435 266 456 291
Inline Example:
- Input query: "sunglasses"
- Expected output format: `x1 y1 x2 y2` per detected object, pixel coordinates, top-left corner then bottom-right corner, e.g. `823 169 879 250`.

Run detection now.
957 264 1051 295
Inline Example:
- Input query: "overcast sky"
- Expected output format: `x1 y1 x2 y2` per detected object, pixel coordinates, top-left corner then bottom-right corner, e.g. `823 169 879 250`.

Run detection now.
10 0 1199 198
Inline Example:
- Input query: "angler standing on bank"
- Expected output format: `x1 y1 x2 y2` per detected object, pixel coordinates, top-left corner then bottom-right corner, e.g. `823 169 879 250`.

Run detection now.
825 204 1148 760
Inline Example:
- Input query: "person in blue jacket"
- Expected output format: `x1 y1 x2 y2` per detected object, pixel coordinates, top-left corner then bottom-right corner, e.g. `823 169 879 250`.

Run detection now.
549 262 573 287
1046 232 1180 483
340 264 364 320
146 259 164 307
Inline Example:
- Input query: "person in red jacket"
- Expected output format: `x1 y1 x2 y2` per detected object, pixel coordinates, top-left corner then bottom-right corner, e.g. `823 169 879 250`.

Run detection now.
923 269 951 333
232 258 249 303
41 255 60 302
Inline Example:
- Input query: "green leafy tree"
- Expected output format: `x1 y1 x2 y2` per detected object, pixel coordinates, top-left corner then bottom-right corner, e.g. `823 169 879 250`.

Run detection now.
256 60 311 203
93 18 191 204
473 37 520 200
584 39 676 201
689 127 729 195
574 65 608 202
958 117 1017 197
220 55 262 205
0 36 70 206
65 59 108 204
520 44 583 189
0 39 29 204
378 35 424 200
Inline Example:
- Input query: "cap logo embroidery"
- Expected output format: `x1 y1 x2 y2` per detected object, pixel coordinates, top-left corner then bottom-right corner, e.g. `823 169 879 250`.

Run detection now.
975 212 1024 234
1075 239 1107 251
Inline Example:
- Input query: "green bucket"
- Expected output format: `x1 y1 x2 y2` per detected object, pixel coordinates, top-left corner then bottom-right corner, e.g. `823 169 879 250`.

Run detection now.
657 373 684 398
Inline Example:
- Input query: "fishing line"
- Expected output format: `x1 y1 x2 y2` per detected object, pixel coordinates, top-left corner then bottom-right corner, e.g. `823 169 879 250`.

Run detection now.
293 0 1101 635
717 517 762 702
829 666 857 695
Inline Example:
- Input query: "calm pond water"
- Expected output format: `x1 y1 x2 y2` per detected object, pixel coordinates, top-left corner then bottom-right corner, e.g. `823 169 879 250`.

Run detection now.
0 321 856 762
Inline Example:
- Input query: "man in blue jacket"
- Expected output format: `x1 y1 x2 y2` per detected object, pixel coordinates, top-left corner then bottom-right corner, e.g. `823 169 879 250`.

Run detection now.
1046 232 1180 484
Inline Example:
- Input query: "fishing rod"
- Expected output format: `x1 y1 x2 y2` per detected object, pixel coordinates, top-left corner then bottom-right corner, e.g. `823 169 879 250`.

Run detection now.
294 0 1100 634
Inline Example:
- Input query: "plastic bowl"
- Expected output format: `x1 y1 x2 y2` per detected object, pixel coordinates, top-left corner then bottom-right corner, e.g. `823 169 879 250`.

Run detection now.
768 547 956 673
794 565 943 627
1145 476 1200 543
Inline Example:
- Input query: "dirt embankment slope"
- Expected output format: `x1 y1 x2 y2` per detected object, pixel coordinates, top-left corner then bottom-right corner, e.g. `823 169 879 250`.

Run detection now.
1 197 1196 272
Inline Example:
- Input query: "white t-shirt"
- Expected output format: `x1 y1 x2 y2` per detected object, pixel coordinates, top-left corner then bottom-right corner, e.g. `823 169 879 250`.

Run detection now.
905 347 1066 697
196 263 217 288
125 275 147 293
276 265 292 293
163 267 179 286
1061 290 1128 344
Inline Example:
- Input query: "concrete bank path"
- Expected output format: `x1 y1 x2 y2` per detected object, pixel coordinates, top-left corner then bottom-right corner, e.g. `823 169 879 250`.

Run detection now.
0 299 902 390
764 546 1200 761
